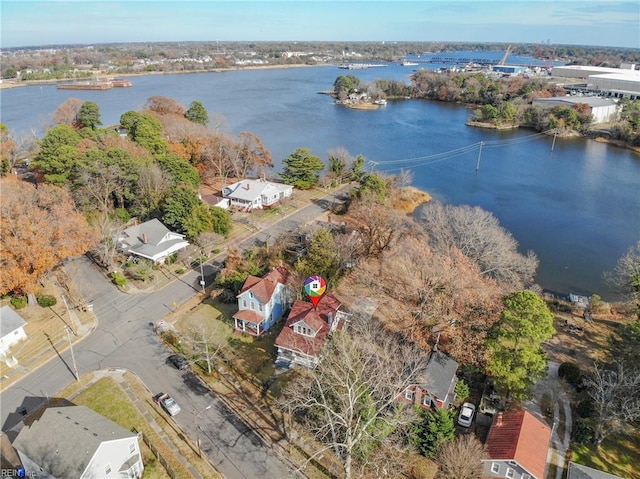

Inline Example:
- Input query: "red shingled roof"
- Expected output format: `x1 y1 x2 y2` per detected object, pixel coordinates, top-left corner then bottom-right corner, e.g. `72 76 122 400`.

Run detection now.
239 266 289 303
275 293 343 358
485 409 551 479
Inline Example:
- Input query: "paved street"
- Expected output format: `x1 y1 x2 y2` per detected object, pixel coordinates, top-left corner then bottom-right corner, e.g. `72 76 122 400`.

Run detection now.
0 186 350 478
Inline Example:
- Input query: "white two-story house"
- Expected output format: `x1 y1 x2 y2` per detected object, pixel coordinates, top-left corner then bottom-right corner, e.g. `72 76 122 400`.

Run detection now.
233 266 290 336
12 405 144 478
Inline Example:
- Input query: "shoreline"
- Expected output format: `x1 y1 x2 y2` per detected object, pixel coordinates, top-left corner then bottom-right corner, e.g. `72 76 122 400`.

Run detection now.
0 63 335 90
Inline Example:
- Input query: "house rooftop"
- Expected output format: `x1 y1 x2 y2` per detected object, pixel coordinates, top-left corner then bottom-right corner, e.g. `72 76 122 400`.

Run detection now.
118 218 188 261
485 408 551 479
12 406 136 478
275 293 344 358
567 462 624 479
422 350 458 407
0 306 27 336
238 266 289 304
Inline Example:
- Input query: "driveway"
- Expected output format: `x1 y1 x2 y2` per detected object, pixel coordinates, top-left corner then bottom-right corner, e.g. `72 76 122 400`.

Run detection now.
523 361 573 479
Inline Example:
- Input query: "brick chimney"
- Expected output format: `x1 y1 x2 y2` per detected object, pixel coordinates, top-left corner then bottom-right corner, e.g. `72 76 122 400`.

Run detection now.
142 233 148 244
496 412 503 426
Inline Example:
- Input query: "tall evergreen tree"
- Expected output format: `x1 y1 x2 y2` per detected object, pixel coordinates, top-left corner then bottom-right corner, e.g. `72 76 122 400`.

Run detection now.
75 101 102 130
279 147 324 189
185 100 209 126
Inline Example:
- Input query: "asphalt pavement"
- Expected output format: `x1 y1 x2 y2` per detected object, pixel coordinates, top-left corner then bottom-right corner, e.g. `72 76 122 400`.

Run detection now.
0 187 350 478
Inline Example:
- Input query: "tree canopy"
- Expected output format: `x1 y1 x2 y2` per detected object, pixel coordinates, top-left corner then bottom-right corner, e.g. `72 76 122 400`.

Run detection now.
279 147 324 189
75 101 102 130
487 290 554 399
185 100 209 126
0 177 98 294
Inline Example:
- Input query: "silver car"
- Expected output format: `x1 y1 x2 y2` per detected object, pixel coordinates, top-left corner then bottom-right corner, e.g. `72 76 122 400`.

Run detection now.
458 402 476 427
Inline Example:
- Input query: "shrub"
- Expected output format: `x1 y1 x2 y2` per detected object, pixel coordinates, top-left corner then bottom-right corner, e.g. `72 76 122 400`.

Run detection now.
175 268 186 275
36 294 57 307
10 296 27 309
576 399 595 418
454 379 470 403
572 420 593 445
131 265 152 281
558 362 581 385
111 271 126 286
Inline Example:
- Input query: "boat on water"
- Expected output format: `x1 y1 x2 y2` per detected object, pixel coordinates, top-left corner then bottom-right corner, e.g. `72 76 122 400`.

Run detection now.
374 99 387 105
401 61 419 66
338 63 387 70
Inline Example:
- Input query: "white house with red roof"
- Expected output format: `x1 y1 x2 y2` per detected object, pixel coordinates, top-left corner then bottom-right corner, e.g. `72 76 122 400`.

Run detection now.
233 266 290 336
482 408 552 479
274 293 348 369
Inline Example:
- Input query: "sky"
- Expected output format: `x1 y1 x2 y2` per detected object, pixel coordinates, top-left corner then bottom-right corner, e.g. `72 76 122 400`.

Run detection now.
1 1 639 49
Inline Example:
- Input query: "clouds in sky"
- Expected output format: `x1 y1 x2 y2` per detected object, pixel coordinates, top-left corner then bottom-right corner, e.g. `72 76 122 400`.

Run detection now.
1 1 638 48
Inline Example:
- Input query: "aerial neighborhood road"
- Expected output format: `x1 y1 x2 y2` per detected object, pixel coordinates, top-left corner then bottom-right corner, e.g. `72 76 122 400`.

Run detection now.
1 188 349 479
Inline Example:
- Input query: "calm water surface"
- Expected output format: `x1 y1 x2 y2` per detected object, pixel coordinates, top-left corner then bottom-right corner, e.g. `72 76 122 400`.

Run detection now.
2 64 639 300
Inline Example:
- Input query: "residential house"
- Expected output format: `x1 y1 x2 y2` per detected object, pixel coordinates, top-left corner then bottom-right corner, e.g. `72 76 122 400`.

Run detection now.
0 306 28 355
12 405 144 478
567 462 624 479
222 179 293 211
116 218 189 263
233 266 289 336
399 350 458 410
274 293 349 369
482 409 552 479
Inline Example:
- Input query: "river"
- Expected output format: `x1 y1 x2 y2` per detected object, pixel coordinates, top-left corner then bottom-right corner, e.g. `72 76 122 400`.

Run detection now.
1 59 639 300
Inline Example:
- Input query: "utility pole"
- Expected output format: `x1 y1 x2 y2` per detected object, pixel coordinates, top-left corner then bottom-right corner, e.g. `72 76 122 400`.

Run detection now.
475 141 484 172
194 405 212 457
65 326 79 381
199 251 205 294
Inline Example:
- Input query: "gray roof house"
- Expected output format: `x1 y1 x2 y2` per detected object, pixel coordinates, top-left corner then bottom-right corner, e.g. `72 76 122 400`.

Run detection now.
567 463 624 479
13 406 143 479
399 350 459 409
222 179 293 211
116 218 189 263
0 306 28 355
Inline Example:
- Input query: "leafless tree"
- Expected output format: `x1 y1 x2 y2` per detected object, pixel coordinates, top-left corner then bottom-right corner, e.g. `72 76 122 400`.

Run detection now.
90 212 124 270
184 323 230 375
135 163 173 215
585 361 640 447
435 434 485 479
52 98 84 127
417 202 539 291
605 241 640 315
281 314 429 479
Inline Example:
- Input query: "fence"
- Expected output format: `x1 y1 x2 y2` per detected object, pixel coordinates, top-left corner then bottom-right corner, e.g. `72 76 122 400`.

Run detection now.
132 428 178 479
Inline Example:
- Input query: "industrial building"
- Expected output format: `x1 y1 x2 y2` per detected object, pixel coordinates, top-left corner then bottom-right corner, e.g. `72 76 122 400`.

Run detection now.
532 96 621 124
492 65 528 75
551 65 640 99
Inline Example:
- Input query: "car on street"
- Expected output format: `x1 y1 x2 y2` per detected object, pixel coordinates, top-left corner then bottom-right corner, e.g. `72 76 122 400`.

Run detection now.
167 354 189 370
154 392 181 416
458 402 476 427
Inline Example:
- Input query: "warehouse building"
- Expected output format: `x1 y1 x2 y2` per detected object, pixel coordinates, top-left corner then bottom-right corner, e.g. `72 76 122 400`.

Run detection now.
551 65 640 99
532 96 621 124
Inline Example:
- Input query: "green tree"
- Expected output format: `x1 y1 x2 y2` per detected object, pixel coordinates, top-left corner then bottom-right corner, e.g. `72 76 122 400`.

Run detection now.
358 173 388 203
295 228 342 284
32 124 82 186
185 100 209 126
120 111 168 155
333 75 361 97
181 203 232 240
487 290 555 399
410 407 456 458
351 154 367 183
279 147 324 189
156 153 201 188
160 185 201 235
75 101 102 130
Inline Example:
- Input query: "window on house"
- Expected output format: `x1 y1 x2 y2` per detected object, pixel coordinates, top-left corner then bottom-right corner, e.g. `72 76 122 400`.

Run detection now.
404 389 414 400
505 468 514 478
259 304 263 312
250 301 255 310
522 474 531 479
491 463 500 473
242 299 247 308
129 442 136 454
421 395 430 406
104 464 112 475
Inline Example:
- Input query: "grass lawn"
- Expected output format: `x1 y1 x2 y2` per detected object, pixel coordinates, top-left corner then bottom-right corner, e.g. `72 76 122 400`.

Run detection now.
572 431 640 479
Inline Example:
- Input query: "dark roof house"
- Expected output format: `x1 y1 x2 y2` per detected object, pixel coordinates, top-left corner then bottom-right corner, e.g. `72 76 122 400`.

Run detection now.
567 462 624 479
116 218 189 263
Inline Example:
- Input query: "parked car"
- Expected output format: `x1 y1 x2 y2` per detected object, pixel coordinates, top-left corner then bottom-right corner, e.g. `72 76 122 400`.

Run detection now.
458 402 476 427
154 393 181 416
167 354 189 370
